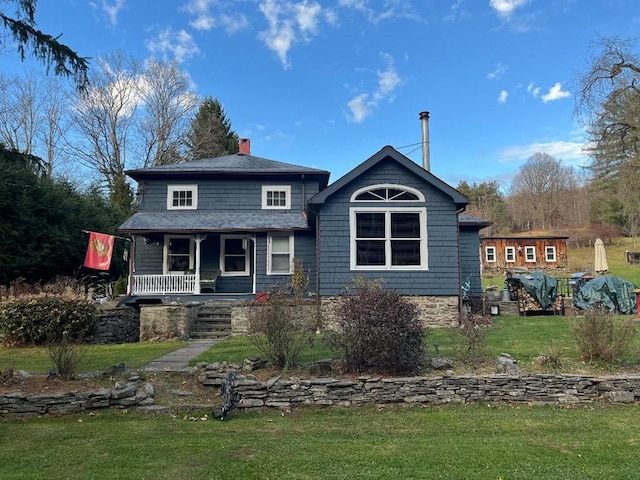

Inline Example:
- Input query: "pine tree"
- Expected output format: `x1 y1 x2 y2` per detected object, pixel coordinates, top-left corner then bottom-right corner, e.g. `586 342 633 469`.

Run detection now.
186 97 239 160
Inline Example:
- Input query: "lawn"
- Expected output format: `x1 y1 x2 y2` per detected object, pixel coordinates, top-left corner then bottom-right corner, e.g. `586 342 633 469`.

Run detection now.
2 404 640 479
0 339 186 373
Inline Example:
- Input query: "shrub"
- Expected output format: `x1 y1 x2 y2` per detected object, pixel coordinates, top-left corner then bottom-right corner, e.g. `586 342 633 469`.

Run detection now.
47 335 91 379
571 307 636 362
113 276 128 297
330 278 426 375
0 293 98 345
451 313 489 363
247 288 315 369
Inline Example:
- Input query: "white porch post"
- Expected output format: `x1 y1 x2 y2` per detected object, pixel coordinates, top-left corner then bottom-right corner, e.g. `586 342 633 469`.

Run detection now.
194 235 203 294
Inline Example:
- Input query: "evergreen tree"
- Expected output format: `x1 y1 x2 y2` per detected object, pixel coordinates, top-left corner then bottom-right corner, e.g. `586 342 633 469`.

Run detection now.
0 0 89 89
186 97 239 160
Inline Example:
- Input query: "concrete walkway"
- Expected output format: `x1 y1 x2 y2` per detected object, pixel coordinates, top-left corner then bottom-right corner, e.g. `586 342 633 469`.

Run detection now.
140 339 219 372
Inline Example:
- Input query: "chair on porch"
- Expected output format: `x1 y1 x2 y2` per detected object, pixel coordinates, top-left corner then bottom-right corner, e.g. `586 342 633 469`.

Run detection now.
199 268 221 293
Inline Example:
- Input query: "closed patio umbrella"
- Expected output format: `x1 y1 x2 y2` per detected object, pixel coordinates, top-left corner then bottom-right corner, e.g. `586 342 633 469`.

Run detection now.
594 238 609 274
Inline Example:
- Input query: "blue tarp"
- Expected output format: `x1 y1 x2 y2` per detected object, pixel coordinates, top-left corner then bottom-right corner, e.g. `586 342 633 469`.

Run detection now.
509 271 559 309
573 275 638 314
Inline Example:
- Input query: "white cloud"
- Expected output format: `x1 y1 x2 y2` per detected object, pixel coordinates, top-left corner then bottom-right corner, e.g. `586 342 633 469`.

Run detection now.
443 0 470 23
258 0 327 69
146 28 200 63
489 0 529 20
487 63 506 80
183 0 249 33
526 82 540 98
338 0 420 23
499 140 587 166
347 53 403 123
90 0 126 27
497 90 508 103
541 82 571 103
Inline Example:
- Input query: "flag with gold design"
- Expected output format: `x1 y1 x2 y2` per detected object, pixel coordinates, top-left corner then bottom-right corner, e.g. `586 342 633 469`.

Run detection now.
84 232 115 270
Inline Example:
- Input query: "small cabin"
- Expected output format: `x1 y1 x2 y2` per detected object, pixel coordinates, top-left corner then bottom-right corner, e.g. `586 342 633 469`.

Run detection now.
481 234 569 273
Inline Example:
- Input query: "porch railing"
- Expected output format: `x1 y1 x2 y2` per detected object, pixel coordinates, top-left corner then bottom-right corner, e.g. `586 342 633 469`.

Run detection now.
132 274 197 295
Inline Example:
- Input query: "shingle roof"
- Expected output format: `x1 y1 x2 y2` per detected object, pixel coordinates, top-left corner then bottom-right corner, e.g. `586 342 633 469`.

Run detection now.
119 211 311 233
126 153 330 184
458 213 492 228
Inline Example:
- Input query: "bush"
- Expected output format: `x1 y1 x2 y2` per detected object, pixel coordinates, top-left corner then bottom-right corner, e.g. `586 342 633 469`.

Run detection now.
247 288 315 369
571 307 636 362
330 279 426 375
113 276 128 297
0 293 98 345
451 313 489 363
47 335 91 379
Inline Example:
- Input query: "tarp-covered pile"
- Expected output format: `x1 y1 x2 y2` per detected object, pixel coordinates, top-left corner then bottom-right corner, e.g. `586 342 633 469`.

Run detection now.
573 275 637 314
507 271 559 310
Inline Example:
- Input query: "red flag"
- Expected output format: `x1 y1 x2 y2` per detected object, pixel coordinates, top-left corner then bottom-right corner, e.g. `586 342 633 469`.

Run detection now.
84 232 115 270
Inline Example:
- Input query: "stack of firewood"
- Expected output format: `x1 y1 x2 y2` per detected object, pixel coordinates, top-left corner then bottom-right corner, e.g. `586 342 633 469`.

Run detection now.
515 286 562 312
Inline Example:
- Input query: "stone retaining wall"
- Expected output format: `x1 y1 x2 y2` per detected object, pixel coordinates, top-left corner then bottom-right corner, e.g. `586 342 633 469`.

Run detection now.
92 306 139 344
139 303 200 340
199 368 640 409
0 376 154 417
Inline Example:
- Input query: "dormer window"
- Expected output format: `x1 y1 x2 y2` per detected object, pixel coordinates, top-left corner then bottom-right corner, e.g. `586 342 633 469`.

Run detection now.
167 185 198 210
262 185 291 210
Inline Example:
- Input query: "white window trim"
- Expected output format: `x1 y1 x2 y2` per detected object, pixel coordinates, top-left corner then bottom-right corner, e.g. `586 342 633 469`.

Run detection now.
545 246 557 262
220 235 250 276
163 235 194 274
167 184 198 210
350 184 425 202
485 246 497 263
349 207 428 271
525 246 536 263
262 185 291 210
505 246 516 263
267 233 294 275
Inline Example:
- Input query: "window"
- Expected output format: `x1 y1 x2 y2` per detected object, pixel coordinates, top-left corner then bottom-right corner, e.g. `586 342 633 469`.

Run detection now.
525 246 536 262
351 184 424 202
350 207 426 270
221 236 249 275
165 236 193 273
485 246 497 263
262 185 291 209
505 246 515 263
268 234 294 274
545 246 557 262
167 185 197 210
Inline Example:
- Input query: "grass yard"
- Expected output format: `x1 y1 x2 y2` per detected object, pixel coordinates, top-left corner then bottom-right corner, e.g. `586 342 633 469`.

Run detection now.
0 339 185 373
2 404 640 479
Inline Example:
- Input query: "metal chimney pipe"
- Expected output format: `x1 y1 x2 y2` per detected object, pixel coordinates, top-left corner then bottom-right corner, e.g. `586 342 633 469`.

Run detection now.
419 111 430 171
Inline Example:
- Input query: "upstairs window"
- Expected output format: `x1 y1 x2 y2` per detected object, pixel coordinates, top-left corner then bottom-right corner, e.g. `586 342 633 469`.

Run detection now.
485 246 497 263
262 185 291 209
167 185 198 210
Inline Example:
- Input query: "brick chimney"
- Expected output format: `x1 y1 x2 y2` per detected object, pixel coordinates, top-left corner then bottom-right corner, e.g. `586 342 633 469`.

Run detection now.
239 138 250 155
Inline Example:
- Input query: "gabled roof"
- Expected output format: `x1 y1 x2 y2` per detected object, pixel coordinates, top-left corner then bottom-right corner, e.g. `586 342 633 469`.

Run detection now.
308 145 468 209
126 153 330 188
119 211 310 233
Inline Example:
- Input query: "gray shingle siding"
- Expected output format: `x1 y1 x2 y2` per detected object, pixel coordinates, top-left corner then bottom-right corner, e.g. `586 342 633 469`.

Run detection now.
315 159 462 296
138 177 320 213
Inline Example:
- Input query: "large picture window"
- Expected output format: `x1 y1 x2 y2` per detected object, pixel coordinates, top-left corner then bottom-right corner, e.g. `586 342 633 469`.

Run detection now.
268 234 294 274
167 185 198 210
350 207 426 270
221 236 249 275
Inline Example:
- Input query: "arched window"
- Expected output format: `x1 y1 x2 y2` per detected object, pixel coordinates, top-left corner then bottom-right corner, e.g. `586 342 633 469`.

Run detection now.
351 184 424 202
349 184 427 270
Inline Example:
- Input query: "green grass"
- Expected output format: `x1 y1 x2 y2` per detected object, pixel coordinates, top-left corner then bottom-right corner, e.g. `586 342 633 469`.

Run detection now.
2 404 640 479
0 340 186 373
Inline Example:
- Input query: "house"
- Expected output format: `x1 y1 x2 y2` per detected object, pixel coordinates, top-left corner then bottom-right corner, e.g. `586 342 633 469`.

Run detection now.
118 140 488 327
480 234 569 273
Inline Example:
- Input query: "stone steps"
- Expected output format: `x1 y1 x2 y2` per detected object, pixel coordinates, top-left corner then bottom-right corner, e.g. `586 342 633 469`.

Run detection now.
190 304 232 340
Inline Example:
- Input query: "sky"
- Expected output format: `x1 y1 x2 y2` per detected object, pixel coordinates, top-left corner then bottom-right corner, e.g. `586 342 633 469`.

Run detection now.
3 0 639 189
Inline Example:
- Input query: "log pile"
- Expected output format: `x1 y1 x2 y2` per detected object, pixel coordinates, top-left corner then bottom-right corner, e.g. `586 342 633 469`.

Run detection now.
514 286 563 315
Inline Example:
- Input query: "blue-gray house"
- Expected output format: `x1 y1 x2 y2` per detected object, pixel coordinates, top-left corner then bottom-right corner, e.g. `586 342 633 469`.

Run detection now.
119 140 488 325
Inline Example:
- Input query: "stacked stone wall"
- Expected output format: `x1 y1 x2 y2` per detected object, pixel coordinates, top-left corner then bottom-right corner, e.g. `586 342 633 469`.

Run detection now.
92 306 139 344
139 304 200 340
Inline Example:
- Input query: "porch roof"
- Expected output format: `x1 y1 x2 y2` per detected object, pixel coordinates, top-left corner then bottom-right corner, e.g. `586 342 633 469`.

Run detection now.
118 211 311 233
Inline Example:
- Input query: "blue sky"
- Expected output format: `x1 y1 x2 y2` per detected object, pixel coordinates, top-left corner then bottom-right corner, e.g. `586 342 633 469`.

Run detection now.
3 0 639 188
